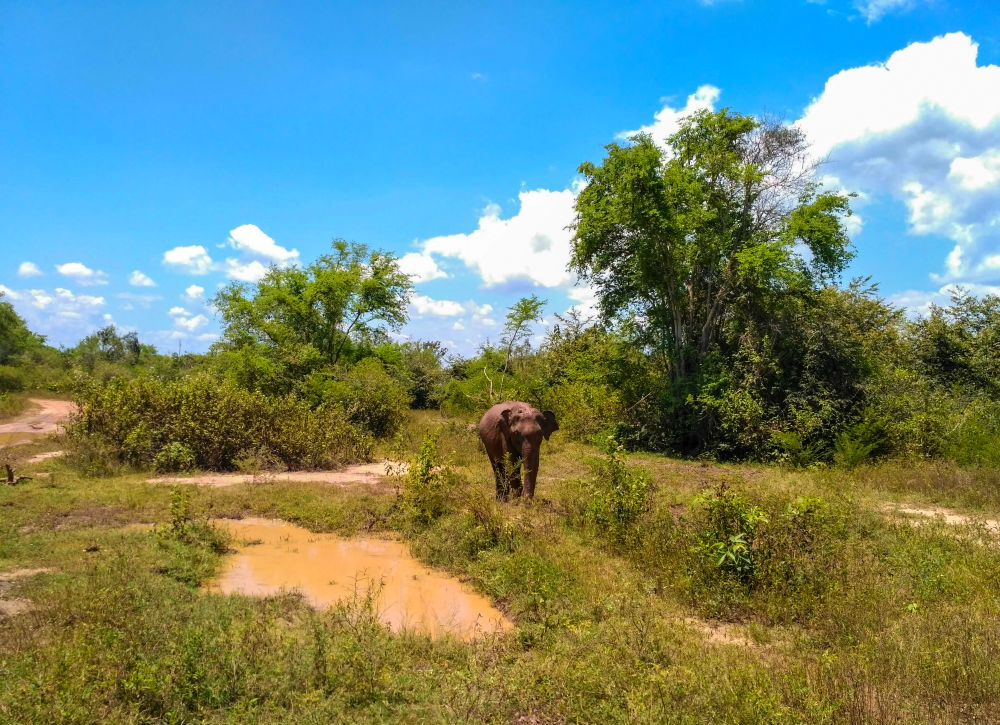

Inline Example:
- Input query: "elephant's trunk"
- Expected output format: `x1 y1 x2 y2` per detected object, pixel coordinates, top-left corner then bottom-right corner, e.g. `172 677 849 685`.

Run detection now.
521 439 540 499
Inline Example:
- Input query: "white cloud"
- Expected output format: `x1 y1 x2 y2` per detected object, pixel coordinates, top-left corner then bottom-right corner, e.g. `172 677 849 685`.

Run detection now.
55 262 108 286
410 294 466 317
854 0 921 24
452 320 465 331
419 190 579 288
183 284 205 301
225 259 270 282
889 282 1000 318
174 314 208 332
398 252 448 283
168 305 208 332
1 284 107 341
567 285 601 320
128 270 156 287
227 224 299 264
17 261 42 278
163 245 214 275
796 32 1000 287
617 85 720 147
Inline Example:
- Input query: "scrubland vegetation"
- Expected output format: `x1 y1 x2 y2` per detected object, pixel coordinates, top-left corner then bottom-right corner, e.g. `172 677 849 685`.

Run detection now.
2 110 1000 723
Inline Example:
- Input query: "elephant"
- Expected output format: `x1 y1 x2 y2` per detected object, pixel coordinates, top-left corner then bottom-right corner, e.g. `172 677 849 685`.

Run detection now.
478 401 558 501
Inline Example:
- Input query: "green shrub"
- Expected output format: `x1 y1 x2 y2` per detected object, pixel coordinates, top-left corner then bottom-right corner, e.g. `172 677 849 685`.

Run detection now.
154 442 196 473
0 365 26 393
315 358 410 438
399 432 453 525
69 373 371 472
687 482 769 587
585 439 651 544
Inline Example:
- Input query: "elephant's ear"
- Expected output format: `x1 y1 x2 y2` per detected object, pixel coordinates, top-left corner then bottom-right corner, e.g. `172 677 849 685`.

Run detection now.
540 410 558 440
500 407 512 431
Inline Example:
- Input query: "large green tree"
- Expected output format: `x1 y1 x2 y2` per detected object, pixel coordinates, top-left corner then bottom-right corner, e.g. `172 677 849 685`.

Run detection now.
572 109 855 382
214 241 412 393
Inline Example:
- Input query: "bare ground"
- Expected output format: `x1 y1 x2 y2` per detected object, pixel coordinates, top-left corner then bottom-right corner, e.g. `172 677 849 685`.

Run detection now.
885 503 1000 535
146 461 409 492
0 399 74 435
0 568 54 618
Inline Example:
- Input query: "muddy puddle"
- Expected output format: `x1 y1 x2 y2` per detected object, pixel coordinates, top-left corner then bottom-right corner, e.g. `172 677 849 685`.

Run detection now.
205 517 509 639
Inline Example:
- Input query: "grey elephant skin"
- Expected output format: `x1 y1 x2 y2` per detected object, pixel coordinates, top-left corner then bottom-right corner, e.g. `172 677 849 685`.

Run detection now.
478 401 558 501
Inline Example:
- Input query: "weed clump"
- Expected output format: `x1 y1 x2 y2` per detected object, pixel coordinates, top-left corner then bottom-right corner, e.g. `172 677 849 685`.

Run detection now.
585 438 651 545
400 432 452 525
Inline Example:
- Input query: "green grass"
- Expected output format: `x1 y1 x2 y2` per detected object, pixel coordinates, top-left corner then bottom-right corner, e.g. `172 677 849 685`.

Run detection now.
2 412 1000 723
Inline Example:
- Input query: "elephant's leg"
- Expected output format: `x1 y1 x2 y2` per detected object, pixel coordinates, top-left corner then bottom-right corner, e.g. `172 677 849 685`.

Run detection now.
507 453 523 499
490 457 509 501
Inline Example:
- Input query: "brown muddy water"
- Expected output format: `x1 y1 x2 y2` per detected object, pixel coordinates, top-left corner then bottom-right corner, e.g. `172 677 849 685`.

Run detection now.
205 517 510 639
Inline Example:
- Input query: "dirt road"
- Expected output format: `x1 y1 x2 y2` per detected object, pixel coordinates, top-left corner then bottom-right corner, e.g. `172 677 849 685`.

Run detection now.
0 399 75 435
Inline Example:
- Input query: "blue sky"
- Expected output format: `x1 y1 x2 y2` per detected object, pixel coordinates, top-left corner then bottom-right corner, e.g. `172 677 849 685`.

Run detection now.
2 0 999 355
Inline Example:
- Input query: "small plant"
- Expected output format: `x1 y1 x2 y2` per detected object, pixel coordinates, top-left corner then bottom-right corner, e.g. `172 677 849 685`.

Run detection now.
832 430 877 468
154 442 196 473
400 432 451 525
688 482 768 585
587 438 651 545
168 485 194 537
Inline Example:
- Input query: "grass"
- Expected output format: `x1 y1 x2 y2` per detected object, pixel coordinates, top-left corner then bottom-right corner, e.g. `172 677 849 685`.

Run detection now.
2 411 1000 723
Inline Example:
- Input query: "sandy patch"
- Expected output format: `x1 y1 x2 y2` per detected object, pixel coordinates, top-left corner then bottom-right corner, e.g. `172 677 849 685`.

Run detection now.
206 517 509 639
26 450 65 464
886 504 1000 534
0 399 74 435
0 567 54 618
683 617 757 648
147 461 407 491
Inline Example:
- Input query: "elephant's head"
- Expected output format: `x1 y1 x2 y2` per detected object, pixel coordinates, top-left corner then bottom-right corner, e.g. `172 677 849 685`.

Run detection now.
500 405 558 442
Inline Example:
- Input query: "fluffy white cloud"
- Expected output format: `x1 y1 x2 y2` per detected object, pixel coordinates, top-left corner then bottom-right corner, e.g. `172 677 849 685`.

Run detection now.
419 191 578 288
168 305 208 332
410 294 466 317
163 245 215 275
227 224 299 264
55 262 108 286
225 259 270 282
183 284 205 300
128 270 156 287
0 284 106 341
797 32 1000 289
17 261 42 278
617 85 720 147
174 314 208 332
398 252 448 283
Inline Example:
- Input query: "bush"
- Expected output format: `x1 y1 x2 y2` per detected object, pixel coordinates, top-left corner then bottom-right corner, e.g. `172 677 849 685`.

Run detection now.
69 373 372 472
154 442 196 473
0 365 26 393
585 439 651 545
687 482 769 588
400 433 453 525
315 358 410 438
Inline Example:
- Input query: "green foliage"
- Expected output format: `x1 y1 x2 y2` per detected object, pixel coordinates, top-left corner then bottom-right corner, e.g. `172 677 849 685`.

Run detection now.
688 483 769 585
310 357 411 437
154 442 196 473
70 373 372 472
585 439 651 544
213 240 413 397
400 432 452 525
0 292 43 365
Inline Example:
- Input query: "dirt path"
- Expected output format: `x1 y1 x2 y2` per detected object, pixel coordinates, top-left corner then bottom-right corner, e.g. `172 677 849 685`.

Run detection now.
147 461 408 491
0 399 74 435
886 503 1000 535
